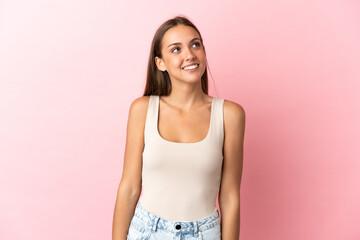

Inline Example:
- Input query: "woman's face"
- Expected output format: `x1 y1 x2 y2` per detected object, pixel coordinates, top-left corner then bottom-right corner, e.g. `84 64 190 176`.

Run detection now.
155 25 206 84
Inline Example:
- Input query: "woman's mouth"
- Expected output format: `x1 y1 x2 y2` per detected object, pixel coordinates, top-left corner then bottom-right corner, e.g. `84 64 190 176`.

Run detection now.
182 64 199 72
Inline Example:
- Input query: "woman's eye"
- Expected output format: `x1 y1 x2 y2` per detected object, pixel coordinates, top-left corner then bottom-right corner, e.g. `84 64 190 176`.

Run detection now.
172 47 180 53
193 42 201 48
171 42 200 53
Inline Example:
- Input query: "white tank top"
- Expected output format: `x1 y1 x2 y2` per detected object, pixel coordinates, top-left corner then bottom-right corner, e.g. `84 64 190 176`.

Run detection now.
138 95 224 221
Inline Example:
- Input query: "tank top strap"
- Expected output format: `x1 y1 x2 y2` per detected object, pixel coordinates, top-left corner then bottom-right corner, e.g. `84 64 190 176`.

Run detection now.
143 95 158 143
211 97 225 144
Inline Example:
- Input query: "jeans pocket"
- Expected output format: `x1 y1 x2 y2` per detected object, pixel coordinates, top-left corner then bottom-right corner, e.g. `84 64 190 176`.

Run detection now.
199 223 221 240
127 218 147 240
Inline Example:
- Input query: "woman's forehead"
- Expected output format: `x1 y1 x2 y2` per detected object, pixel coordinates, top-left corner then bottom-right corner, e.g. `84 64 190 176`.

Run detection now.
162 25 200 46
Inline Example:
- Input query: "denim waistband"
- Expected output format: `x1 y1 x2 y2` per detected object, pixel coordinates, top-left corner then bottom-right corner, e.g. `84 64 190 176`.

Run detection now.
133 203 220 234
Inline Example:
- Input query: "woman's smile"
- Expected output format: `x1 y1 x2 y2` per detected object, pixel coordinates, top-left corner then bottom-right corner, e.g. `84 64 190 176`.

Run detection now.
182 63 199 72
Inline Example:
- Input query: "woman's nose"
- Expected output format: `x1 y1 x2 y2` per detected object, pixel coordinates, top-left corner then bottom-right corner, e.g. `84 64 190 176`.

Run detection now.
184 48 196 60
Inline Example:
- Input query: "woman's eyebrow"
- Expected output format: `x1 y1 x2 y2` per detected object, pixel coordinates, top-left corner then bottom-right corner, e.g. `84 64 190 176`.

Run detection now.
167 38 200 48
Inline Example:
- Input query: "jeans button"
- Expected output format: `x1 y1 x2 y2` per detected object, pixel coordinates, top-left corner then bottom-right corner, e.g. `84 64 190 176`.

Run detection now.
175 224 181 230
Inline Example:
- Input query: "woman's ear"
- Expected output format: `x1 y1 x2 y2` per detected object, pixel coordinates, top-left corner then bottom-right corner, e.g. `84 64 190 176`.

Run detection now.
155 56 166 72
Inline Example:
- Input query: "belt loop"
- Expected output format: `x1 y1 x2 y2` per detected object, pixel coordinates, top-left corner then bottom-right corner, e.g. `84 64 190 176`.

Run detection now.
152 216 160 232
194 221 198 234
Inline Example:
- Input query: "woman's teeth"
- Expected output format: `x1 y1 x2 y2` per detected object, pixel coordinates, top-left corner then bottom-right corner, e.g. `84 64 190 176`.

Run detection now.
183 64 199 70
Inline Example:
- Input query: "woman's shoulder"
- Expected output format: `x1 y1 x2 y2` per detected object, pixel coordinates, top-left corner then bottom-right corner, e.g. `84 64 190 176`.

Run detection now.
130 95 151 107
128 95 151 119
222 98 246 127
223 98 245 112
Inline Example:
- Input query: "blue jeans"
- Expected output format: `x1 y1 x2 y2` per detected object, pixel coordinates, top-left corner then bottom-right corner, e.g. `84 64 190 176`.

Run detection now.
127 203 221 240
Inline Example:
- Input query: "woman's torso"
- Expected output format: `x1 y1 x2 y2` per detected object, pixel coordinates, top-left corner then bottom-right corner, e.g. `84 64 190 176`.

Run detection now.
138 95 225 221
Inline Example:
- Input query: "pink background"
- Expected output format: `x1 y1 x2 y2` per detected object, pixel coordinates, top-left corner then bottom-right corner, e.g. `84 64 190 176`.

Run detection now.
1 0 359 239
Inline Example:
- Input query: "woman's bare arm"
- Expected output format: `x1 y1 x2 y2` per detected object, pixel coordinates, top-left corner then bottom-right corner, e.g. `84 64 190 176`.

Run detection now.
219 100 245 240
112 96 150 240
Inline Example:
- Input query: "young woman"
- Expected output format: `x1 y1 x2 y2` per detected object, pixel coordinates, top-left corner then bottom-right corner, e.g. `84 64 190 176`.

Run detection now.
112 16 245 240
